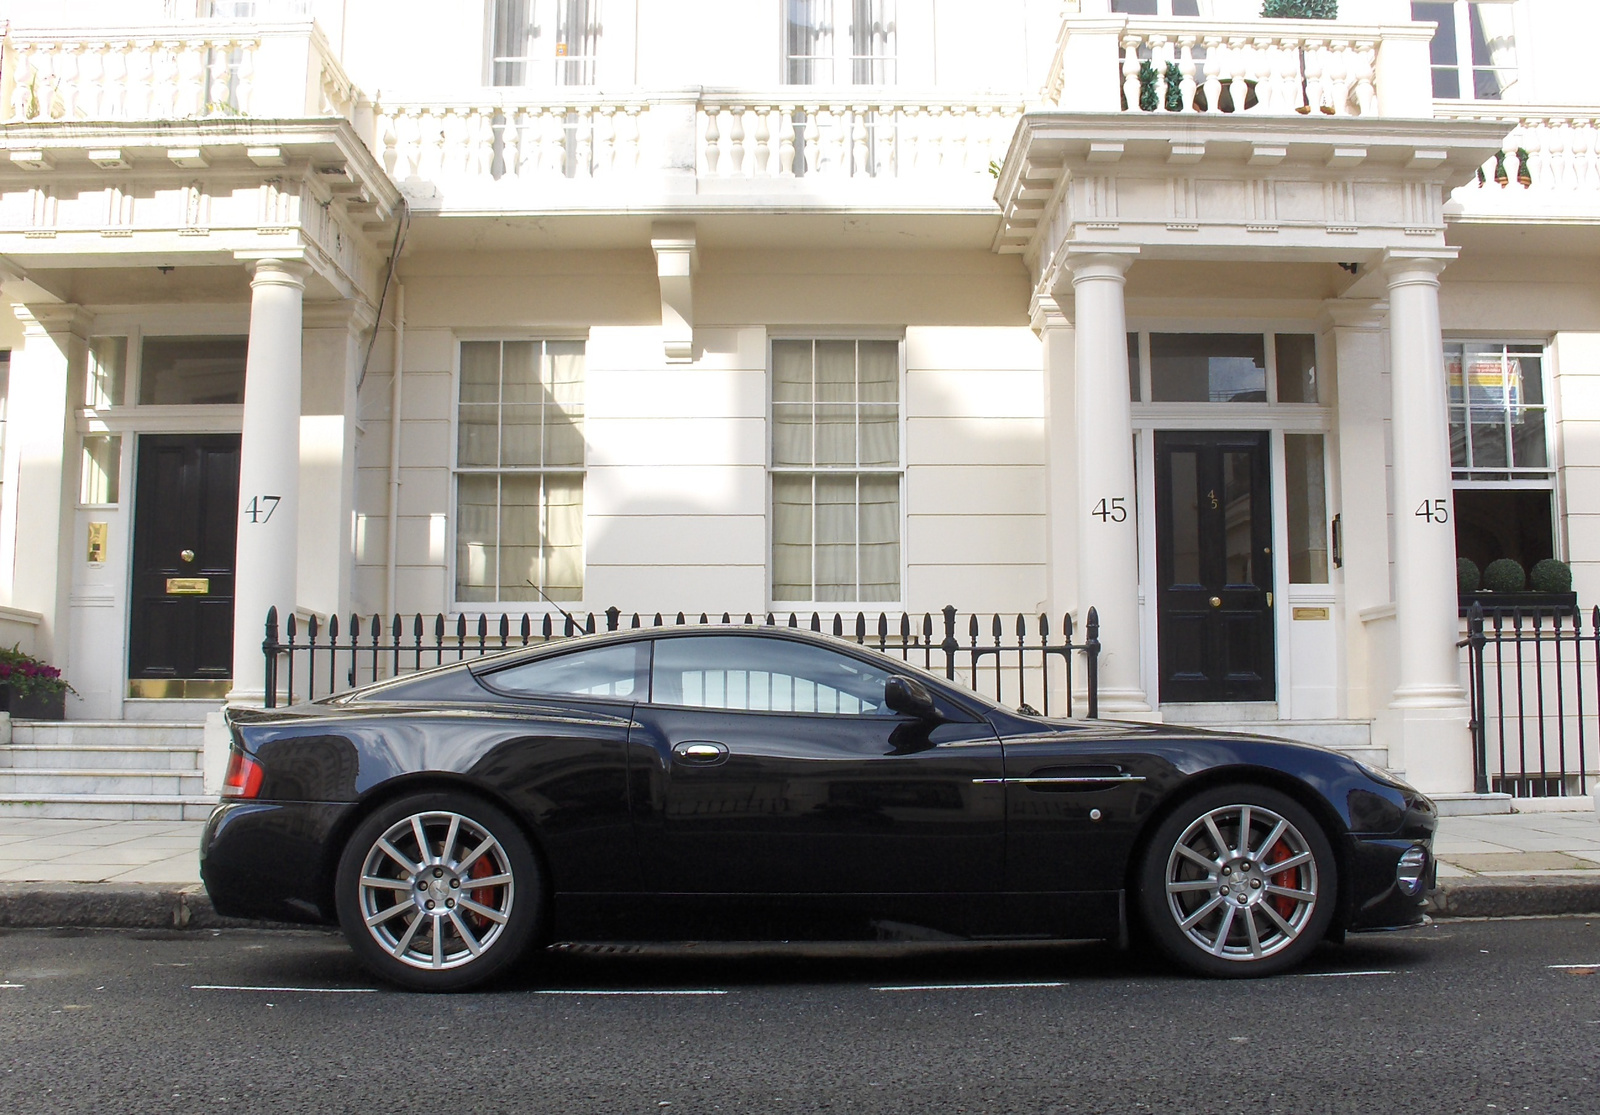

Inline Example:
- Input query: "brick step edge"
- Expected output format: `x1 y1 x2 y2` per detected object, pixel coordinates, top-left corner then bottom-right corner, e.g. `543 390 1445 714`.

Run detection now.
0 883 310 932
1425 875 1600 919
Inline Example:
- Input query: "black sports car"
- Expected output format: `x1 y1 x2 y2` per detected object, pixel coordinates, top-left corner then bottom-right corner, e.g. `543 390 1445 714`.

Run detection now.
200 626 1436 990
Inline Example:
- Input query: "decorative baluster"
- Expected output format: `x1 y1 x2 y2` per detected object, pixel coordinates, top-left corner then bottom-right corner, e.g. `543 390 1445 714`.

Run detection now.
33 45 61 119
595 107 616 176
1201 36 1224 115
1300 40 1325 114
1351 43 1376 116
8 46 34 120
951 106 971 174
500 108 522 180
703 107 721 175
475 107 497 177
543 108 567 177
899 105 920 172
234 38 255 114
1325 43 1350 115
753 106 771 176
1576 119 1598 194
416 108 442 180
1178 38 1198 114
778 107 797 177
56 45 84 119
575 106 594 177
851 105 868 176
79 44 106 120
154 41 183 119
727 105 746 176
620 105 642 174
178 41 208 117
1546 122 1570 193
880 103 898 177
207 41 231 115
1121 35 1142 112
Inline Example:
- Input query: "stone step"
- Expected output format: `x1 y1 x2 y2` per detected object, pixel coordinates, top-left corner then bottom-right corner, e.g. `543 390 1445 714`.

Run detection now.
9 721 205 748
0 768 206 797
122 699 220 723
1195 720 1374 750
0 794 217 821
0 744 202 771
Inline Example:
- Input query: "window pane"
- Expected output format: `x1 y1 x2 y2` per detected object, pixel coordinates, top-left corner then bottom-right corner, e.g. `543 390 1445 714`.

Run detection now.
1128 332 1141 402
1414 3 1457 63
858 405 898 467
460 341 501 403
546 341 585 408
772 475 814 601
500 341 540 404
87 336 127 407
490 0 531 86
499 404 542 466
815 404 856 466
485 642 645 699
816 341 857 402
544 410 585 468
1511 408 1548 469
1150 334 1266 403
815 475 857 601
457 404 499 467
858 340 898 402
139 336 247 405
1111 0 1160 13
858 474 900 600
456 474 499 602
80 434 121 505
773 340 813 402
773 403 813 467
651 635 893 715
785 0 830 84
556 0 600 86
1169 451 1200 585
1223 452 1253 585
850 0 896 85
498 474 544 601
543 474 584 600
1285 434 1328 584
1274 334 1318 404
1454 488 1554 571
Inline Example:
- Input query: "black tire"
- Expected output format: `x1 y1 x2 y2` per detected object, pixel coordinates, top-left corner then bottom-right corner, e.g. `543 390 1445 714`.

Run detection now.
1136 784 1337 978
334 790 543 992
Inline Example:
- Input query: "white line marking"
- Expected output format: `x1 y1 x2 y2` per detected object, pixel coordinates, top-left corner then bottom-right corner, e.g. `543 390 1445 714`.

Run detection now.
535 989 728 997
1296 970 1397 978
1548 964 1600 970
0 983 24 989
871 981 1065 992
191 985 377 994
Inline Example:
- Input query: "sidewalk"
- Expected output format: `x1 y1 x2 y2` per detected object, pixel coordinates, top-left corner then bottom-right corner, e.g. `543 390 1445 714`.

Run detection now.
0 810 1596 927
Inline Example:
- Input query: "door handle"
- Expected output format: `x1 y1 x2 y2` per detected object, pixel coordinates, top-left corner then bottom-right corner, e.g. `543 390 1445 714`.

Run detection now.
672 740 729 765
1209 596 1222 608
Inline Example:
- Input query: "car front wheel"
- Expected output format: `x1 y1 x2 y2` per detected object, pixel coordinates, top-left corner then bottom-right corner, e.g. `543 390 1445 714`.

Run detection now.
335 791 542 991
1137 785 1336 978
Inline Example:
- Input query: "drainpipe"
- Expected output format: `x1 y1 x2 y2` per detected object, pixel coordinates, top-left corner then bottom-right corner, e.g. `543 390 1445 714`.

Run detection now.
384 283 405 618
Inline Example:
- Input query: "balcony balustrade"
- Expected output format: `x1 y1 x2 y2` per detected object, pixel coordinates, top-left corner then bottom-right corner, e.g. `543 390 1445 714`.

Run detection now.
1441 106 1600 221
1 22 355 123
1045 15 1435 118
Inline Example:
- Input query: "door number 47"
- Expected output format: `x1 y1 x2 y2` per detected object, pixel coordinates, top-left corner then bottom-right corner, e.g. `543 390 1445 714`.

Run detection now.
1415 499 1449 524
244 495 282 524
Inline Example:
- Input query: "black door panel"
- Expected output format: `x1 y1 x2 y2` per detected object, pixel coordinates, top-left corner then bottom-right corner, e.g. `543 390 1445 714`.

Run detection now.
1155 431 1274 702
129 434 240 680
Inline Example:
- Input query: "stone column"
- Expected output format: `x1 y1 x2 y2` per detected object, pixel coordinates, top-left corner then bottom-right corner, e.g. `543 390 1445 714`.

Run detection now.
1383 250 1471 792
1036 294 1080 710
1062 248 1151 718
229 258 309 706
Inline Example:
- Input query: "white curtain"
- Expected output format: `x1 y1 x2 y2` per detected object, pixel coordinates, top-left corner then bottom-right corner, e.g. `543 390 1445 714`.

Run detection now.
490 0 533 86
1472 2 1517 99
786 0 830 84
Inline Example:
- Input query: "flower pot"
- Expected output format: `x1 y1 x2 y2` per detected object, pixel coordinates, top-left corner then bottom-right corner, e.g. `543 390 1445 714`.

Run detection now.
1459 591 1579 618
0 684 66 720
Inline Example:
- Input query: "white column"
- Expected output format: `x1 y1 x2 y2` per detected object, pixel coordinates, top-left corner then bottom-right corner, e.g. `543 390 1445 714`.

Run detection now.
229 258 309 706
1062 248 1152 718
1383 250 1472 792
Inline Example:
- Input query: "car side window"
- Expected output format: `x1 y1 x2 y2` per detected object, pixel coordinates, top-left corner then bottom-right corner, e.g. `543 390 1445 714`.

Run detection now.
650 636 894 715
480 642 647 700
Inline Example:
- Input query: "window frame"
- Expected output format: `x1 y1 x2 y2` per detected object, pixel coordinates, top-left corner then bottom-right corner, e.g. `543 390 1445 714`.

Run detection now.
448 332 589 614
781 0 898 87
486 0 602 88
1412 0 1520 102
767 331 907 610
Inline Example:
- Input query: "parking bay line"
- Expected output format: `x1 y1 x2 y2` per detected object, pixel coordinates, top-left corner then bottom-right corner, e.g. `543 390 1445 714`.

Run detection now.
871 981 1065 992
1548 964 1600 972
0 983 23 989
191 985 378 994
1295 970 1398 978
536 989 729 996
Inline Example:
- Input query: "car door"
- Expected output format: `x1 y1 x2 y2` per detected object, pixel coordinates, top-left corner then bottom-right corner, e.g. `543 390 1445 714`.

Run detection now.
627 632 1005 896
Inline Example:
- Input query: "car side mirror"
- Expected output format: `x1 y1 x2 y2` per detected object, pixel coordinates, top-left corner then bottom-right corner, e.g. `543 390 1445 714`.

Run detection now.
885 675 939 721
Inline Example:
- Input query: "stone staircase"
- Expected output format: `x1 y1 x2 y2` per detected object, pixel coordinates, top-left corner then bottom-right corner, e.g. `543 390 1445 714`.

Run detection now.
0 719 215 821
1158 703 1389 770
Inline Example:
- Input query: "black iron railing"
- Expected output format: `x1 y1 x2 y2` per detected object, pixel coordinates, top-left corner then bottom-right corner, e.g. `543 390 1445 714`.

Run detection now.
263 604 1101 718
1462 601 1597 798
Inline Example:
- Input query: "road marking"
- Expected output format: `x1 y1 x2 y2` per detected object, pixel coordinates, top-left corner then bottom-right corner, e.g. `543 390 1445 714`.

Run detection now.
1296 970 1397 978
191 985 378 994
0 983 24 989
871 982 1065 992
1548 964 1599 972
535 989 728 997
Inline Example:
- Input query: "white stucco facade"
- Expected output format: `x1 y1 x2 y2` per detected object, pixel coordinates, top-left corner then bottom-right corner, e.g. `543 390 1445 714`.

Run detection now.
1 0 1596 796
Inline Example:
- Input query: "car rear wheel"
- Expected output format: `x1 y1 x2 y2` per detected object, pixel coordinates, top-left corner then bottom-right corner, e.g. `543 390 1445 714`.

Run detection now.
1137 785 1336 978
335 791 542 992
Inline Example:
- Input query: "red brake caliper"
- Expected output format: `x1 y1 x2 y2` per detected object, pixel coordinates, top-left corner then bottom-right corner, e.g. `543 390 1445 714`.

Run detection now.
468 857 496 930
1267 839 1296 920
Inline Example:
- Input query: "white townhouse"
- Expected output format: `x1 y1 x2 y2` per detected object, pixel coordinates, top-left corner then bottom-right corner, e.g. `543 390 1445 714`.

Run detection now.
0 0 1595 815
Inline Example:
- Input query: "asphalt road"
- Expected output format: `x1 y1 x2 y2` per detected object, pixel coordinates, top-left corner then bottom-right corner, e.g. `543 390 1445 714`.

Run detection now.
1 918 1596 1114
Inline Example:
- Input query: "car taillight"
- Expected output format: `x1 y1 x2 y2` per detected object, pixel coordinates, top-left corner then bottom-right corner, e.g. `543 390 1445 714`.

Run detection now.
221 749 265 799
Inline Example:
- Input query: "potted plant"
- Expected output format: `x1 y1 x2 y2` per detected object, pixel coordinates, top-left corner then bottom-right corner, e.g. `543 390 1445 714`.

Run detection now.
0 646 73 720
1459 557 1579 615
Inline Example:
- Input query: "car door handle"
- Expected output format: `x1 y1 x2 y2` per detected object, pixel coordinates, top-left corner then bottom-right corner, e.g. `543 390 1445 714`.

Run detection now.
672 741 729 765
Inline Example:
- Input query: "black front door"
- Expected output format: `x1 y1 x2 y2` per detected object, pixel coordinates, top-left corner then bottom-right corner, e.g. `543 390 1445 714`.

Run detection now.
128 435 241 682
1155 431 1274 703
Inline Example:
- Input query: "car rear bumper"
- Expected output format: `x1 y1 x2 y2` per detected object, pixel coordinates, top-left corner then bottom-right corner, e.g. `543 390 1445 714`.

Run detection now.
200 800 357 925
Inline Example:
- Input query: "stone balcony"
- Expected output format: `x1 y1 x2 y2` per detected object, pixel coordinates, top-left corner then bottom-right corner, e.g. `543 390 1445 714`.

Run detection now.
1440 105 1600 223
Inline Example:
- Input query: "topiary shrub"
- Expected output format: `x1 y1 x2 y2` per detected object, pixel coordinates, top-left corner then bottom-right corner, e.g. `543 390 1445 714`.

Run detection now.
1530 558 1573 594
1483 558 1527 593
1457 558 1481 595
1261 0 1337 17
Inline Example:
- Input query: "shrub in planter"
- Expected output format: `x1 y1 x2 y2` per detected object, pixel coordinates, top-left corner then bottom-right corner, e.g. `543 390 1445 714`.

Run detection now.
0 645 73 720
1530 558 1573 594
1457 558 1481 595
1482 558 1527 594
1262 0 1337 17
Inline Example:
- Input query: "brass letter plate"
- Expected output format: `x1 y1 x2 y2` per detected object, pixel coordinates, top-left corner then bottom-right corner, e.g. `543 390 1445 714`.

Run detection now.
166 577 210 595
1292 607 1330 621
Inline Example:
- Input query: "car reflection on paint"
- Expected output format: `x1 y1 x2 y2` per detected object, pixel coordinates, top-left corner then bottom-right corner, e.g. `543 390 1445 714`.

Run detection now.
200 626 1436 991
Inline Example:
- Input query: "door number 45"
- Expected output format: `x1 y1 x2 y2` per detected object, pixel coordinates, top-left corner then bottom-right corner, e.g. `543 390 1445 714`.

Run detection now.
1092 498 1129 523
1415 499 1449 524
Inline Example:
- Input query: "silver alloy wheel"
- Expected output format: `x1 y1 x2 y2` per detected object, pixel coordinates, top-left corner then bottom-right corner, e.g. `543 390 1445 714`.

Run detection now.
1163 803 1319 963
355 810 516 971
